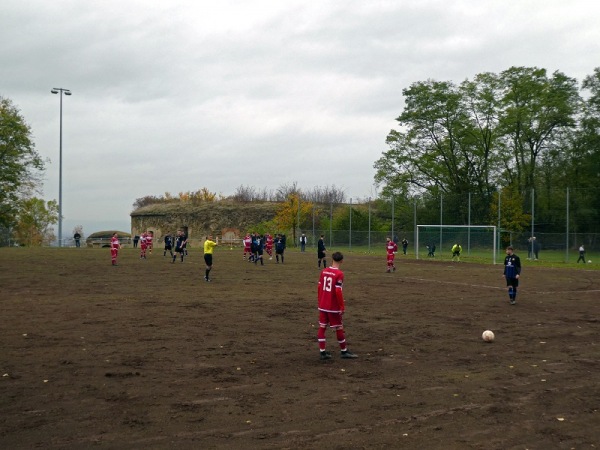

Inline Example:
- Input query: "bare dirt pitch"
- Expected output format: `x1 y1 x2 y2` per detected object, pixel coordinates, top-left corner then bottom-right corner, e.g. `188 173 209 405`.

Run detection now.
1 247 599 449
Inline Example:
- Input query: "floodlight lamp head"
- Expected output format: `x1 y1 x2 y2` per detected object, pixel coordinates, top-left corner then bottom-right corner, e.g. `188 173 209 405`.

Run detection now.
51 89 59 94
65 91 72 95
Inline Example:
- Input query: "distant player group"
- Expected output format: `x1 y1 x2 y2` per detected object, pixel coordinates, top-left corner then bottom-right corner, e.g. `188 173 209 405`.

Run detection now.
110 230 525 360
242 233 287 265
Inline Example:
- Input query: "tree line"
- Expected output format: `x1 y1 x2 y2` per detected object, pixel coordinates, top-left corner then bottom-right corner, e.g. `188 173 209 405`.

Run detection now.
0 97 59 245
374 66 600 234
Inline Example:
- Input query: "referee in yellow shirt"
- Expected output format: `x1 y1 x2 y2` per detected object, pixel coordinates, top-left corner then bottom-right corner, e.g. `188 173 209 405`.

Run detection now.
203 235 217 281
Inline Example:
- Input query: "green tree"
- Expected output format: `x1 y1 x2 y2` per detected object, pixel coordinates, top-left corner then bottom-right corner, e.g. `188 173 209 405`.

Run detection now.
13 198 58 246
497 67 580 195
0 97 44 228
566 67 600 232
375 67 581 228
375 78 500 224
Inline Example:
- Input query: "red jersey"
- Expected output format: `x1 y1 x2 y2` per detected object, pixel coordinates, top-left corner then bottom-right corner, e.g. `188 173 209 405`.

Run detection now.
243 235 251 249
266 234 273 248
111 236 120 249
146 234 153 247
140 233 148 247
318 266 345 313
386 241 398 255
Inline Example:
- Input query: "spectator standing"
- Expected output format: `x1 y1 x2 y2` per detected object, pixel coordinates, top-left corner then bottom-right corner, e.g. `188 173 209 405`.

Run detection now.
401 238 408 255
527 237 534 260
300 233 307 252
533 237 540 260
73 232 81 248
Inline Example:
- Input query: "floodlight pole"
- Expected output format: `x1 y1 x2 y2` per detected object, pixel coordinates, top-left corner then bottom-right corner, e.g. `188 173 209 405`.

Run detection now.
51 88 72 247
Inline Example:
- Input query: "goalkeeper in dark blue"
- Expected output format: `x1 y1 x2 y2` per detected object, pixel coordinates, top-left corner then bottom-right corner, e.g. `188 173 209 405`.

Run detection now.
503 246 522 305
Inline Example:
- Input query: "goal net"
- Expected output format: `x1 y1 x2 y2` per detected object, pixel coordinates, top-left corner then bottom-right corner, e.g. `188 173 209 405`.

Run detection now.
416 225 498 264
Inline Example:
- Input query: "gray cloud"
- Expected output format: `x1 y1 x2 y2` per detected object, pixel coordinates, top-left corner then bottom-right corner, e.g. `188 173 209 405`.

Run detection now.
1 0 599 235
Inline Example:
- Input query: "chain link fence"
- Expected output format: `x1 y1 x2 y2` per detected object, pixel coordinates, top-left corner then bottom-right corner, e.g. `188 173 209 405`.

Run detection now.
295 188 599 263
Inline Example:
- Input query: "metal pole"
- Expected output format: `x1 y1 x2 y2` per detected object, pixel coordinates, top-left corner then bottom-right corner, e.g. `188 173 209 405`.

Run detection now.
349 198 352 249
566 187 569 263
468 192 471 255
59 92 63 247
531 188 535 240
439 193 443 257
391 195 395 239
51 88 71 247
413 197 417 258
329 202 333 247
312 205 315 248
368 197 371 251
497 188 501 255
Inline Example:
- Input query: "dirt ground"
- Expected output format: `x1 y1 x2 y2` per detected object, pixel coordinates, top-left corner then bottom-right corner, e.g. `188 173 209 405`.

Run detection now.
1 246 599 449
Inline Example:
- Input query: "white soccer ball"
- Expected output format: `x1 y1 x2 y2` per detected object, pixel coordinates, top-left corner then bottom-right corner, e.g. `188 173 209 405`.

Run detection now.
588 260 592 263
482 330 495 342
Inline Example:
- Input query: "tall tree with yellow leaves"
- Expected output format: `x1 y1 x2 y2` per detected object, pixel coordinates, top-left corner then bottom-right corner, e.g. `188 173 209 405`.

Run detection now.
274 193 313 246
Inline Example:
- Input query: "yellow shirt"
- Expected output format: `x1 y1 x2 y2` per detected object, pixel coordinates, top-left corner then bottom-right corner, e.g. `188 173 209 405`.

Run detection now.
204 239 217 254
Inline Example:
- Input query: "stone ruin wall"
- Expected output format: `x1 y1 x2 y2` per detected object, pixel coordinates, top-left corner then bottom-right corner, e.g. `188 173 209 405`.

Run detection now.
130 203 277 247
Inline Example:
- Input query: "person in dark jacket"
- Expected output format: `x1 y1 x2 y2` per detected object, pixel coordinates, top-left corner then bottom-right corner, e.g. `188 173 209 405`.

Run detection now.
503 246 522 305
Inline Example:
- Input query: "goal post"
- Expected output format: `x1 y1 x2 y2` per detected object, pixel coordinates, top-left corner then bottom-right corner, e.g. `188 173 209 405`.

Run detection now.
416 225 497 264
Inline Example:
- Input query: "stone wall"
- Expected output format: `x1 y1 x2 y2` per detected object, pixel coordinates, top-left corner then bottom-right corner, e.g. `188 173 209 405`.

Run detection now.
130 202 278 245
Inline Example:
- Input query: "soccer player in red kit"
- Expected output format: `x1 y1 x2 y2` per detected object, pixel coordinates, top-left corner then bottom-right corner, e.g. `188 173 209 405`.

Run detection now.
317 251 358 360
265 233 274 260
110 233 121 266
243 233 252 260
386 237 398 273
139 232 148 259
146 231 153 254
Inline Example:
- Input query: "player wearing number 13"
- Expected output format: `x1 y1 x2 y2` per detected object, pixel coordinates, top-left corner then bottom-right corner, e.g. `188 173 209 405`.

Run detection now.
317 252 358 360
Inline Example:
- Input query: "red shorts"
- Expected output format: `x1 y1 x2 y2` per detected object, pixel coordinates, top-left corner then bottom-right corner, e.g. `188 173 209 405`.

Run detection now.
319 310 343 328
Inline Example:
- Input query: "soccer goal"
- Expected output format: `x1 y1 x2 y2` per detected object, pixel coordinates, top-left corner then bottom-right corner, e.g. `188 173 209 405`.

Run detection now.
416 225 497 264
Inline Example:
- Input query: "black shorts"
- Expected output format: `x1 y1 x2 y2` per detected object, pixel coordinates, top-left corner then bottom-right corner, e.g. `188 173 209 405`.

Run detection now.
506 277 519 288
204 254 213 266
164 244 172 250
318 251 326 259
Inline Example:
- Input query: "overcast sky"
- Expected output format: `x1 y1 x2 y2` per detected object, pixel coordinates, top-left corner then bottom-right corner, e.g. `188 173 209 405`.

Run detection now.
2 0 600 236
